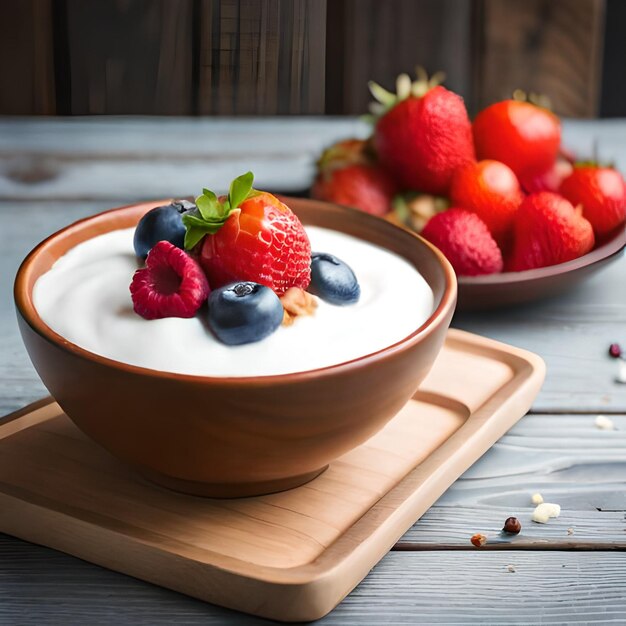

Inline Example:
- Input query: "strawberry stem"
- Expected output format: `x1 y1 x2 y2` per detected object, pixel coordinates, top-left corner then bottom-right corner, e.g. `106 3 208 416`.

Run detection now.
512 89 553 111
367 67 446 121
183 171 255 250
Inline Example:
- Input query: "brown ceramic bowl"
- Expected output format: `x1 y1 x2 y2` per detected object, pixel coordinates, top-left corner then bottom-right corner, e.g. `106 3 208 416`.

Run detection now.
457 226 626 311
14 197 456 498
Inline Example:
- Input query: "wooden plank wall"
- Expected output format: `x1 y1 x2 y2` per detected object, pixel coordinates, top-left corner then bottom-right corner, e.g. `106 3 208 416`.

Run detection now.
475 0 606 117
0 0 56 115
196 0 326 114
0 0 326 116
0 0 609 117
60 0 196 115
599 0 626 116
324 0 474 114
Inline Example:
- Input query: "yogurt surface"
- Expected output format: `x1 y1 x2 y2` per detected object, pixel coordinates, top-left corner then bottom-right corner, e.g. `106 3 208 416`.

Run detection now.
33 226 434 377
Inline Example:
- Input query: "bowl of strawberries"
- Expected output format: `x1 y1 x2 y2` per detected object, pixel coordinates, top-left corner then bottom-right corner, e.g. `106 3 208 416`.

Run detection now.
312 70 626 310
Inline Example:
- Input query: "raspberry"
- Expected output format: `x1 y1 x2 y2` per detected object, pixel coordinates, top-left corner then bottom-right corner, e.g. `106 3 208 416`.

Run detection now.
421 208 503 276
130 241 209 319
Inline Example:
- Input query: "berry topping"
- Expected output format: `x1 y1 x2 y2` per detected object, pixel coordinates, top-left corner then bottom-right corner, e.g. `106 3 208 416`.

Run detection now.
207 281 284 345
421 208 503 276
133 200 195 259
309 252 360 305
184 172 311 296
130 241 209 320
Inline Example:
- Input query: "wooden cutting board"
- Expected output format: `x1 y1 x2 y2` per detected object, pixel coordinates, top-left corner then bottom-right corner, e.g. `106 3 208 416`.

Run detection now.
0 329 544 622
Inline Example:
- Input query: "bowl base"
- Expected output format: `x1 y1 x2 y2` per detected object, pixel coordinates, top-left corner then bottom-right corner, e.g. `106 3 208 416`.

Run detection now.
139 465 329 498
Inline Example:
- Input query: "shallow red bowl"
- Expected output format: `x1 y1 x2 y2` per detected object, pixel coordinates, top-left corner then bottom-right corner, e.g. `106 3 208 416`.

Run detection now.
457 226 626 311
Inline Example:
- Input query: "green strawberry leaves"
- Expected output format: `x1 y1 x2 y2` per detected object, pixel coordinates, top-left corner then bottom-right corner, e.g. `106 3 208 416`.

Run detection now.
195 188 219 219
183 171 255 250
366 67 445 121
228 170 254 213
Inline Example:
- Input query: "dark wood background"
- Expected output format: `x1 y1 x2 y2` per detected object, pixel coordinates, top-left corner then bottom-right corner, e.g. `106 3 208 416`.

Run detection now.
0 0 623 117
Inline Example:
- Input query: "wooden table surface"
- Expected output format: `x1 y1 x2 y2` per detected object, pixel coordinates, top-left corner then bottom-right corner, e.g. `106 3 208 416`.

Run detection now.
1 117 625 624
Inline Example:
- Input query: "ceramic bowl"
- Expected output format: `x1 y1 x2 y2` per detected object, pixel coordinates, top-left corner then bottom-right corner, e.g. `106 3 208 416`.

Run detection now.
457 226 626 311
14 198 456 498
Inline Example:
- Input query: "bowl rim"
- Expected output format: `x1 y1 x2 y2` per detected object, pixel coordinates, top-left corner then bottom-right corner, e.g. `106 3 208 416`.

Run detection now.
14 197 457 386
458 225 626 285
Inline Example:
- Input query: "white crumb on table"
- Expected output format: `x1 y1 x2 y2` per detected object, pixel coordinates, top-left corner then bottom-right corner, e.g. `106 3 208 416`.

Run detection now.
594 415 615 430
531 492 544 505
532 502 561 523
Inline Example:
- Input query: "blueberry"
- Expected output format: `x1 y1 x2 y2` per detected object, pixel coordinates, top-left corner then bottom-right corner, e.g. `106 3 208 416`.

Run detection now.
309 252 360 305
133 200 196 259
207 282 284 345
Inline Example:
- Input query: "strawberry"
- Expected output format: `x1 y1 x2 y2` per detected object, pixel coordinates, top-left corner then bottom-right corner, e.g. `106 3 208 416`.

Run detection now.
520 157 573 194
421 208 503 276
183 172 311 296
370 71 475 195
473 100 561 179
315 138 373 170
558 165 626 238
449 159 523 247
130 241 209 320
508 192 594 271
311 164 397 216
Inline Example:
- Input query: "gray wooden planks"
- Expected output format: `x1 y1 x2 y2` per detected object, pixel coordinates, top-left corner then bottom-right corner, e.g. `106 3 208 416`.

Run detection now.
401 414 626 548
1 536 625 625
0 117 369 153
1 117 625 200
455 252 626 413
0 118 369 200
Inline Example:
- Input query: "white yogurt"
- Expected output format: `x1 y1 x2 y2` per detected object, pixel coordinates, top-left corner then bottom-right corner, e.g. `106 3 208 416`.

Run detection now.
33 226 434 377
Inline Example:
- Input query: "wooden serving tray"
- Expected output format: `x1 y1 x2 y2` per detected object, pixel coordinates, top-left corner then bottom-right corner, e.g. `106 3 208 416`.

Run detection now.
0 329 544 622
